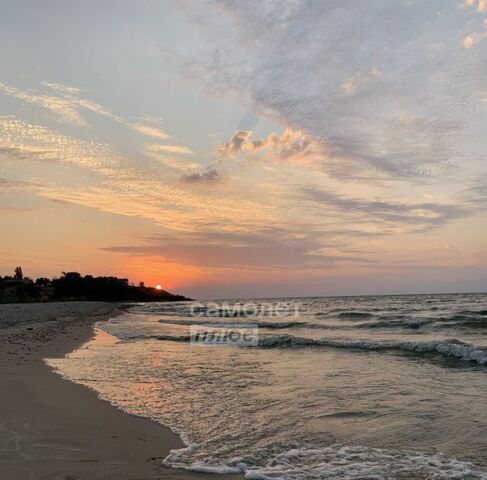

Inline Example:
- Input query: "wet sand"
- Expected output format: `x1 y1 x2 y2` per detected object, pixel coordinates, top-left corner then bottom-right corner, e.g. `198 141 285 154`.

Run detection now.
0 302 240 480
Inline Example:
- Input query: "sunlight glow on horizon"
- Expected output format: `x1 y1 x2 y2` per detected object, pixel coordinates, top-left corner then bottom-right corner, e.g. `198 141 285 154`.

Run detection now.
1 1 487 297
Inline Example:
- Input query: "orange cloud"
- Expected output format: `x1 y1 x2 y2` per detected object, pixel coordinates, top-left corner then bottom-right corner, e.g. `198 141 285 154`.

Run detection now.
217 128 314 161
131 124 169 140
148 143 194 155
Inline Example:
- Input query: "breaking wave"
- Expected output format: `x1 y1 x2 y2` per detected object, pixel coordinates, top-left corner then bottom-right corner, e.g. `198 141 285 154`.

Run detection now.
170 444 487 480
153 333 487 365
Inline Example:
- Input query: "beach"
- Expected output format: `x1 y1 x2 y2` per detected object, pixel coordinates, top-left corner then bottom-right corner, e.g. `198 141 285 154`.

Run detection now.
2 298 486 479
0 302 239 480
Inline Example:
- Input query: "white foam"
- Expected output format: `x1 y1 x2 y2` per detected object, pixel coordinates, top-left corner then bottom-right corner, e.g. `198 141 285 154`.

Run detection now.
174 444 487 480
256 335 487 365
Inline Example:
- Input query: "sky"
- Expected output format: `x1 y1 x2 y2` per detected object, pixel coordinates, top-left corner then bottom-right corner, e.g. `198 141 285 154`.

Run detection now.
1 0 487 299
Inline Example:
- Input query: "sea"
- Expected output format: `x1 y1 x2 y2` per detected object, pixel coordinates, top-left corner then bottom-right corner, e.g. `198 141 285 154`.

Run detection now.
47 293 487 479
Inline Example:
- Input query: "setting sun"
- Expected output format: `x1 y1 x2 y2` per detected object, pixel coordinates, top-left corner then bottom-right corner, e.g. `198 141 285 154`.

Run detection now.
2 2 487 479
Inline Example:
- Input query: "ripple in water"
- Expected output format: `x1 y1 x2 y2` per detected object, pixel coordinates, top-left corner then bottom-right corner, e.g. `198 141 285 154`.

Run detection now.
48 294 487 479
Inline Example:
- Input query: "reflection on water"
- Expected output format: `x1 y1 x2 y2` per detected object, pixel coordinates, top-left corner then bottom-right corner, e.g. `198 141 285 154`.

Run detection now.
48 294 487 479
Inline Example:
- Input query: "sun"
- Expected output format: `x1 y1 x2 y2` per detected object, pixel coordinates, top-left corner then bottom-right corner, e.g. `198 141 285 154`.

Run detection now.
155 285 163 290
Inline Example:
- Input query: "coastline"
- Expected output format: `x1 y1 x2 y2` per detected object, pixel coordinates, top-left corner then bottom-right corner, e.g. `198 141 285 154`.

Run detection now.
0 302 241 480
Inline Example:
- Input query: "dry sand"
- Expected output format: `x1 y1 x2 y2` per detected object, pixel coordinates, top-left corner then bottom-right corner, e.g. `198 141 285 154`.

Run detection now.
0 302 241 480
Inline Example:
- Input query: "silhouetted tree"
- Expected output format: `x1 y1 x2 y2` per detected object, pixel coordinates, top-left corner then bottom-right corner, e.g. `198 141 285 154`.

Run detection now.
1 268 189 304
14 266 23 280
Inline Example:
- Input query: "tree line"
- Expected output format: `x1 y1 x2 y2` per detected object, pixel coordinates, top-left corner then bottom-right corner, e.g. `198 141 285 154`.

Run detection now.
0 267 189 303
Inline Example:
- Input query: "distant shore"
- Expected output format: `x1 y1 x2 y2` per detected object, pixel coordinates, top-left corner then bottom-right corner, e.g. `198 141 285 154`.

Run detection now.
0 301 239 480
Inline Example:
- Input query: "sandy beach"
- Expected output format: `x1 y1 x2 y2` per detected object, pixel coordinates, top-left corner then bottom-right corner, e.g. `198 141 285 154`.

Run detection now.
0 302 240 480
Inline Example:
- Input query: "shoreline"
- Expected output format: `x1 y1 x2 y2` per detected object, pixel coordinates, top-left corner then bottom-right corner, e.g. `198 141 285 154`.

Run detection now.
0 302 241 480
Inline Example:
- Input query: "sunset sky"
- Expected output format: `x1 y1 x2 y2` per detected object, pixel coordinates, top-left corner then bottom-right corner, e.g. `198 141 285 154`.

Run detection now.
1 0 487 298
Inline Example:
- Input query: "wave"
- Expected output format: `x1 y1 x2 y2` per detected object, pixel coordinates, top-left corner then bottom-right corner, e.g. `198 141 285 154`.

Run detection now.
316 310 377 318
458 309 487 316
357 314 487 330
434 316 487 330
357 317 434 329
187 307 295 318
154 333 487 365
441 314 485 323
160 317 436 331
161 315 487 331
158 319 305 329
258 336 487 365
167 444 487 480
337 312 374 320
446 320 487 329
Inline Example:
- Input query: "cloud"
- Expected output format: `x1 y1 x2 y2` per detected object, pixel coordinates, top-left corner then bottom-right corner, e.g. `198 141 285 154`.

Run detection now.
0 115 279 233
0 80 126 126
0 81 178 143
41 82 81 95
463 31 487 47
459 176 487 206
0 80 124 126
301 187 467 231
5 104 457 249
463 0 487 47
144 144 199 170
217 128 313 162
217 121 456 180
0 81 90 126
465 0 487 13
101 230 375 269
181 168 221 184
148 143 194 155
463 21 487 48
131 124 170 140
217 130 252 158
170 1 486 178
0 116 120 171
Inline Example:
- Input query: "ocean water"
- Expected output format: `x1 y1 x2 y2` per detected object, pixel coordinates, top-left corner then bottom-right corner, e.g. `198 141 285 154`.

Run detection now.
47 294 487 479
